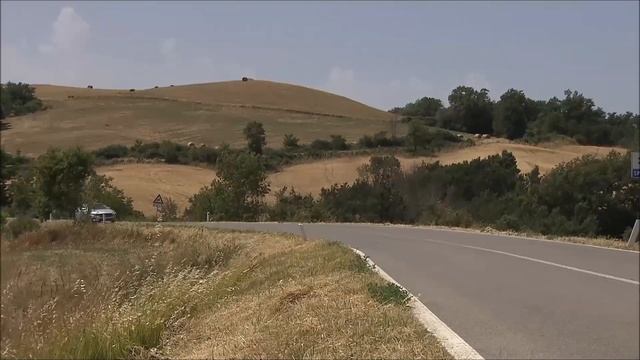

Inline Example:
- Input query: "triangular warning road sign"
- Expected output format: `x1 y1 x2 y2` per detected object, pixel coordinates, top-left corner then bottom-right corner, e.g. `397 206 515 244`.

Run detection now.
153 194 163 205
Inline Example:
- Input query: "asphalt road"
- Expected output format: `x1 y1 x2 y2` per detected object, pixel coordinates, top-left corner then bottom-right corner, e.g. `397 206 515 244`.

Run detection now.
196 222 639 359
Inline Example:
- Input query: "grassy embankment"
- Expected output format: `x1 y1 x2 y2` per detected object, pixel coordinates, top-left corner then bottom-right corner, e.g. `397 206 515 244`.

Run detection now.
0 223 449 359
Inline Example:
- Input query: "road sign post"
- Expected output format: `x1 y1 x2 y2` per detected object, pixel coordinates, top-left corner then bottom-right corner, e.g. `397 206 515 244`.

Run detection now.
153 194 164 222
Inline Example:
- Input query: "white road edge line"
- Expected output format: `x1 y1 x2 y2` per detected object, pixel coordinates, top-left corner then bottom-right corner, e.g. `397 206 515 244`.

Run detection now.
351 248 484 360
422 238 640 286
365 223 639 254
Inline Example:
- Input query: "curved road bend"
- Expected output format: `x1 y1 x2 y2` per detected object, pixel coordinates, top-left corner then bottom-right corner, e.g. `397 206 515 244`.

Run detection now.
193 222 639 360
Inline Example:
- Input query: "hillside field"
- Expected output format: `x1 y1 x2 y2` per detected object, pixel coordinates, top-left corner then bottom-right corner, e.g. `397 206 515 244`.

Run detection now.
97 140 625 216
1 81 395 156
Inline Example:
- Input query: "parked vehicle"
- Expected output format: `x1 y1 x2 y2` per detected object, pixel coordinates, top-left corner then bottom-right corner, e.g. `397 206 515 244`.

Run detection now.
75 203 117 223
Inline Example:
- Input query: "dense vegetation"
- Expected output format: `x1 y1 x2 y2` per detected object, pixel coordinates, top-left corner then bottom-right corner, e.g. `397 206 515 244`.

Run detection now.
0 148 143 221
185 148 637 240
392 86 639 147
91 124 463 170
0 82 44 119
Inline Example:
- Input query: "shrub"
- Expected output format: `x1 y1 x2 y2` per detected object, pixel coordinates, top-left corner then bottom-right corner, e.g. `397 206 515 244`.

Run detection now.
367 282 410 305
283 134 299 149
268 187 322 222
94 144 129 160
310 139 332 151
160 197 179 221
4 216 40 239
329 135 349 150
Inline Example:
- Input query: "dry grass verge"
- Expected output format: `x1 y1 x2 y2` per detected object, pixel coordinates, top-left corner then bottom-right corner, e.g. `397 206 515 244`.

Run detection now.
1 223 449 359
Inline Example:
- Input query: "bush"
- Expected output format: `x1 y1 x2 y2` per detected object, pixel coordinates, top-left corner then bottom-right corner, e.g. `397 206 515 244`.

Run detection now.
329 135 349 150
310 139 332 151
358 131 404 148
283 134 299 149
4 216 40 239
160 197 179 221
268 187 322 222
94 144 129 160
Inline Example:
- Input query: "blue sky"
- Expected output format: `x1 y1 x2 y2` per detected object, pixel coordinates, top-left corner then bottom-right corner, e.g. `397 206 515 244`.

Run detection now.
1 1 638 113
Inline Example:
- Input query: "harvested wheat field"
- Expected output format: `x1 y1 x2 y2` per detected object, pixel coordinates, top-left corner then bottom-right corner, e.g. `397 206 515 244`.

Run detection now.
2 81 394 156
97 140 625 216
96 163 216 215
270 141 626 198
0 223 449 359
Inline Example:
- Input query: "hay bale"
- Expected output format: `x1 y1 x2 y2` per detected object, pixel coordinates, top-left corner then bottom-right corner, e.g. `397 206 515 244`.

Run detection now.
187 142 195 148
87 85 93 89
129 89 135 92
242 77 249 82
474 134 481 138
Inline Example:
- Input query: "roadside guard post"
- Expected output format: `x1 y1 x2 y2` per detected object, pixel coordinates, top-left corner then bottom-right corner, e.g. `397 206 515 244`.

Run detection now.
298 223 307 241
629 152 640 245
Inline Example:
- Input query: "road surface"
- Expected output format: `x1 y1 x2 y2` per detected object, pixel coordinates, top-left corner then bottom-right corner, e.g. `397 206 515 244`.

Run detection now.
195 222 639 359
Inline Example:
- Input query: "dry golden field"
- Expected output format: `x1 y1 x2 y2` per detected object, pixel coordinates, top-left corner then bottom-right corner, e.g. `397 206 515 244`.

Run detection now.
1 81 395 156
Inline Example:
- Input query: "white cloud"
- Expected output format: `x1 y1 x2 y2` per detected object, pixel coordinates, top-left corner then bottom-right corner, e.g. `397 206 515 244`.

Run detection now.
326 66 356 97
321 66 438 110
160 37 177 60
38 7 90 54
463 72 491 91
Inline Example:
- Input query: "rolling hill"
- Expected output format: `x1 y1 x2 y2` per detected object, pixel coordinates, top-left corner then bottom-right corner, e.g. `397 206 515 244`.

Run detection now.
1 80 394 156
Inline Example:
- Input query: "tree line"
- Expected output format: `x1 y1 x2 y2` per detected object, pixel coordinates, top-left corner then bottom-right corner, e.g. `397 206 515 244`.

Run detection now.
391 86 639 147
184 121 638 239
91 121 463 170
185 148 638 240
1 148 143 223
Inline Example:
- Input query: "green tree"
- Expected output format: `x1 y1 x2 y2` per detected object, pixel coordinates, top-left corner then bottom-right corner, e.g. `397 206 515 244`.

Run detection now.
440 86 494 134
493 89 529 139
357 155 406 222
406 120 431 152
0 82 44 117
9 171 37 217
185 151 269 221
393 97 443 117
82 174 143 220
243 121 266 155
34 148 94 218
283 133 299 149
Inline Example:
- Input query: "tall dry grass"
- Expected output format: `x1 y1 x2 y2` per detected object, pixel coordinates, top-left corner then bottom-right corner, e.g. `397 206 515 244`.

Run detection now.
1 223 450 359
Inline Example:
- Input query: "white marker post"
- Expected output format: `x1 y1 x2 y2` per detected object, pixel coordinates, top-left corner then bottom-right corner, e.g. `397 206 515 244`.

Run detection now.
298 223 307 241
